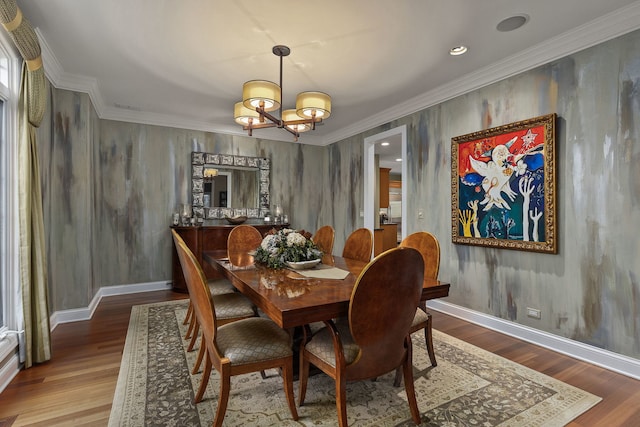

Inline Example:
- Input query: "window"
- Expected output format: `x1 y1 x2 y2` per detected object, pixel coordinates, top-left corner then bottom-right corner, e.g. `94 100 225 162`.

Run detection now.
0 97 5 328
0 32 19 336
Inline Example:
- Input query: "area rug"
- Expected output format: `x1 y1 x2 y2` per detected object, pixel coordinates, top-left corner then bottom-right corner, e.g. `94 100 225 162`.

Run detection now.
109 300 601 426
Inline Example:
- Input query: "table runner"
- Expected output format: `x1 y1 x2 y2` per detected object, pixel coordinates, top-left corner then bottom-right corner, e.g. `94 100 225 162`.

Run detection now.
295 264 350 279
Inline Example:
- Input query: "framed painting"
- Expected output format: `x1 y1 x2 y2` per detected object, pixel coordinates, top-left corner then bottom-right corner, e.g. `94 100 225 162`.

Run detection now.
451 113 557 253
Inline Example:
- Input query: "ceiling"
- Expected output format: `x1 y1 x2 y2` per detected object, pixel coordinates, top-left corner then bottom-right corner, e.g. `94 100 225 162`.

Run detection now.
16 0 640 154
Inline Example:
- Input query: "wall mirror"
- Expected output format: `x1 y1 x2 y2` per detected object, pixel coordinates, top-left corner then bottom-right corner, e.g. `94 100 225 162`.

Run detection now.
191 152 270 219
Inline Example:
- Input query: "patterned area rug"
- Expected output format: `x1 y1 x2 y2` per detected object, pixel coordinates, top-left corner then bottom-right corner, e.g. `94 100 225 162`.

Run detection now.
109 300 601 426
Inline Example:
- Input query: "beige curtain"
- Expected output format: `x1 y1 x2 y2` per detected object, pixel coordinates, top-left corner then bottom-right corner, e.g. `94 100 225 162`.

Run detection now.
1 0 50 367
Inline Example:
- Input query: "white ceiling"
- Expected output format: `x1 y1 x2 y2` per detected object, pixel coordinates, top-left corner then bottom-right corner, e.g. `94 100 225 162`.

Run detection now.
17 0 640 152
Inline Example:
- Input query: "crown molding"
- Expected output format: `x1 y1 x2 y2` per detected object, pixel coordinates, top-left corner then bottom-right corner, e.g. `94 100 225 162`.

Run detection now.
37 2 640 146
37 28 106 116
321 0 640 145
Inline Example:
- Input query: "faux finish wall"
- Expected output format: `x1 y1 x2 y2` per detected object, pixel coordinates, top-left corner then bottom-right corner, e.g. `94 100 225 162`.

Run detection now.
323 30 640 360
38 90 327 313
38 29 639 360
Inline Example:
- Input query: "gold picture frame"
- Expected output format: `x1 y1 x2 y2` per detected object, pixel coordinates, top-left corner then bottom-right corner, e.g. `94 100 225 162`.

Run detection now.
451 113 557 253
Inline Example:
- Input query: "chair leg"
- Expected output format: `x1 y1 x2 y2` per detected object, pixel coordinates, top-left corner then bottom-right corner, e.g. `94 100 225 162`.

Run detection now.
425 314 437 367
402 338 421 425
298 351 310 406
185 308 196 340
281 358 299 421
183 302 192 325
394 316 437 387
335 374 348 427
192 342 205 374
194 354 212 404
187 322 199 352
213 365 232 427
393 364 403 387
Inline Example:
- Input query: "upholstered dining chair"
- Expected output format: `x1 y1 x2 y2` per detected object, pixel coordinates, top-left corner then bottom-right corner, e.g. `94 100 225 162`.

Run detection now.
312 225 335 255
298 247 424 427
393 231 441 387
172 230 299 426
341 227 373 262
172 231 256 403
183 277 235 344
227 224 264 267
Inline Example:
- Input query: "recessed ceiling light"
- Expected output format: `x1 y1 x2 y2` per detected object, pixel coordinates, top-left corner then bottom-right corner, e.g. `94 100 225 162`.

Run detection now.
381 142 390 146
395 158 402 162
449 45 468 56
496 14 529 32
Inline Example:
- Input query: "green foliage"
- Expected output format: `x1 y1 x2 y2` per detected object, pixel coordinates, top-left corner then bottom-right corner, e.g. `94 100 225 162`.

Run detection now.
254 228 322 269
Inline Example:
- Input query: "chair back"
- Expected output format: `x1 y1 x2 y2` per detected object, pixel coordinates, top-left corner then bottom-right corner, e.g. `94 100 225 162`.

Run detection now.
228 225 263 267
312 225 335 255
400 231 440 279
172 230 218 346
347 247 424 380
342 227 373 262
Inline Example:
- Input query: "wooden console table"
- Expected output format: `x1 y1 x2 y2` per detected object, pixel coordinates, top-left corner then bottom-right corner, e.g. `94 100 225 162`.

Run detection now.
171 223 287 292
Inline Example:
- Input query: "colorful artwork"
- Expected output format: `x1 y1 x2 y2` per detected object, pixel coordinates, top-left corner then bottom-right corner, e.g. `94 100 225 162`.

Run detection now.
451 114 557 253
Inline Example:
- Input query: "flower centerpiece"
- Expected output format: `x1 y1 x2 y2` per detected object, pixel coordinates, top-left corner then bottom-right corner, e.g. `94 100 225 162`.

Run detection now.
255 228 323 269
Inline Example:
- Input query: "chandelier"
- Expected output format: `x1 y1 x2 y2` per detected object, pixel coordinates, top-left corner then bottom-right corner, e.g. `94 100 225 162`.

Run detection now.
234 45 331 141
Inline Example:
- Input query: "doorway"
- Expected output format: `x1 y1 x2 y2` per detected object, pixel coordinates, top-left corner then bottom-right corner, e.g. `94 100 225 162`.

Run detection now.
363 125 407 242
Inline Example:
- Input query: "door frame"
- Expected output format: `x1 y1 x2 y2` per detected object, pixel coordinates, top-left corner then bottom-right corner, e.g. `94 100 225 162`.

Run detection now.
363 125 407 240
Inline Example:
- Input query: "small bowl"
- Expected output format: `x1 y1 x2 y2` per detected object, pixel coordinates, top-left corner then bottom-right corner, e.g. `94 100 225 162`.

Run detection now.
286 259 321 270
225 215 248 225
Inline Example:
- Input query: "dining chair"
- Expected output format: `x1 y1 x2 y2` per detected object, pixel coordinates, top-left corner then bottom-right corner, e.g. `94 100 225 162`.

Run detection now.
172 230 299 426
180 225 258 340
186 279 257 381
227 224 264 267
182 247 242 356
298 246 424 427
393 231 441 387
183 226 260 373
312 225 335 255
341 227 373 262
183 278 235 340
172 231 257 402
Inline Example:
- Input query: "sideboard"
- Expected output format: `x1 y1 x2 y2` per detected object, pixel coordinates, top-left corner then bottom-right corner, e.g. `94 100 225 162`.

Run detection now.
171 223 287 292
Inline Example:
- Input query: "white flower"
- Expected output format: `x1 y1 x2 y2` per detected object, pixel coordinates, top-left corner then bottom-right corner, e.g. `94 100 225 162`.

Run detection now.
261 234 276 250
286 232 306 247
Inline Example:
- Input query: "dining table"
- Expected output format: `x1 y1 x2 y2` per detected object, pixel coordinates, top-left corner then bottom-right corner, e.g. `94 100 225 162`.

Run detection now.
203 250 450 329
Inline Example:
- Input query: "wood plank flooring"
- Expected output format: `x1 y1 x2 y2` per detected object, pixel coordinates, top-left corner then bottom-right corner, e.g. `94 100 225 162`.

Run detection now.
0 290 638 426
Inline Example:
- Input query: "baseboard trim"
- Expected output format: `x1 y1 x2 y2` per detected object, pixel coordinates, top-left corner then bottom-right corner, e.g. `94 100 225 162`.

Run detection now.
49 281 172 331
428 300 640 381
44 285 639 381
0 335 20 395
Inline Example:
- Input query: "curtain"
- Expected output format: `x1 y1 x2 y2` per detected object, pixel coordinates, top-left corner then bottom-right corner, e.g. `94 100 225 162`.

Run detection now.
0 0 50 367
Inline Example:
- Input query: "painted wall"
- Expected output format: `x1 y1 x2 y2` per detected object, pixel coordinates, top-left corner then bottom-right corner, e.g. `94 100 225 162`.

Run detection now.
37 28 639 360
37 90 327 312
322 30 640 360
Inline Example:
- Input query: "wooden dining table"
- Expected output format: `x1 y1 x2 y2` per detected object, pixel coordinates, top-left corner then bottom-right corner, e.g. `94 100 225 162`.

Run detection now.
203 250 450 329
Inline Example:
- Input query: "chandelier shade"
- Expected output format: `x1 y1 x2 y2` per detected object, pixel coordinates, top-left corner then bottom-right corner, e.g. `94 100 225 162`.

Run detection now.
234 101 261 125
282 109 311 133
296 91 332 119
242 80 281 112
235 45 330 141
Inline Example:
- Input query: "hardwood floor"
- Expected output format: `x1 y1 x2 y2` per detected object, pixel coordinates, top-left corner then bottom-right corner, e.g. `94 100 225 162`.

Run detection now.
431 310 640 427
0 291 186 427
0 290 638 426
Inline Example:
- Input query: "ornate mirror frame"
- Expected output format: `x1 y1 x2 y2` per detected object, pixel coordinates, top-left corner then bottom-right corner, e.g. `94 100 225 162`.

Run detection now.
191 151 270 219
